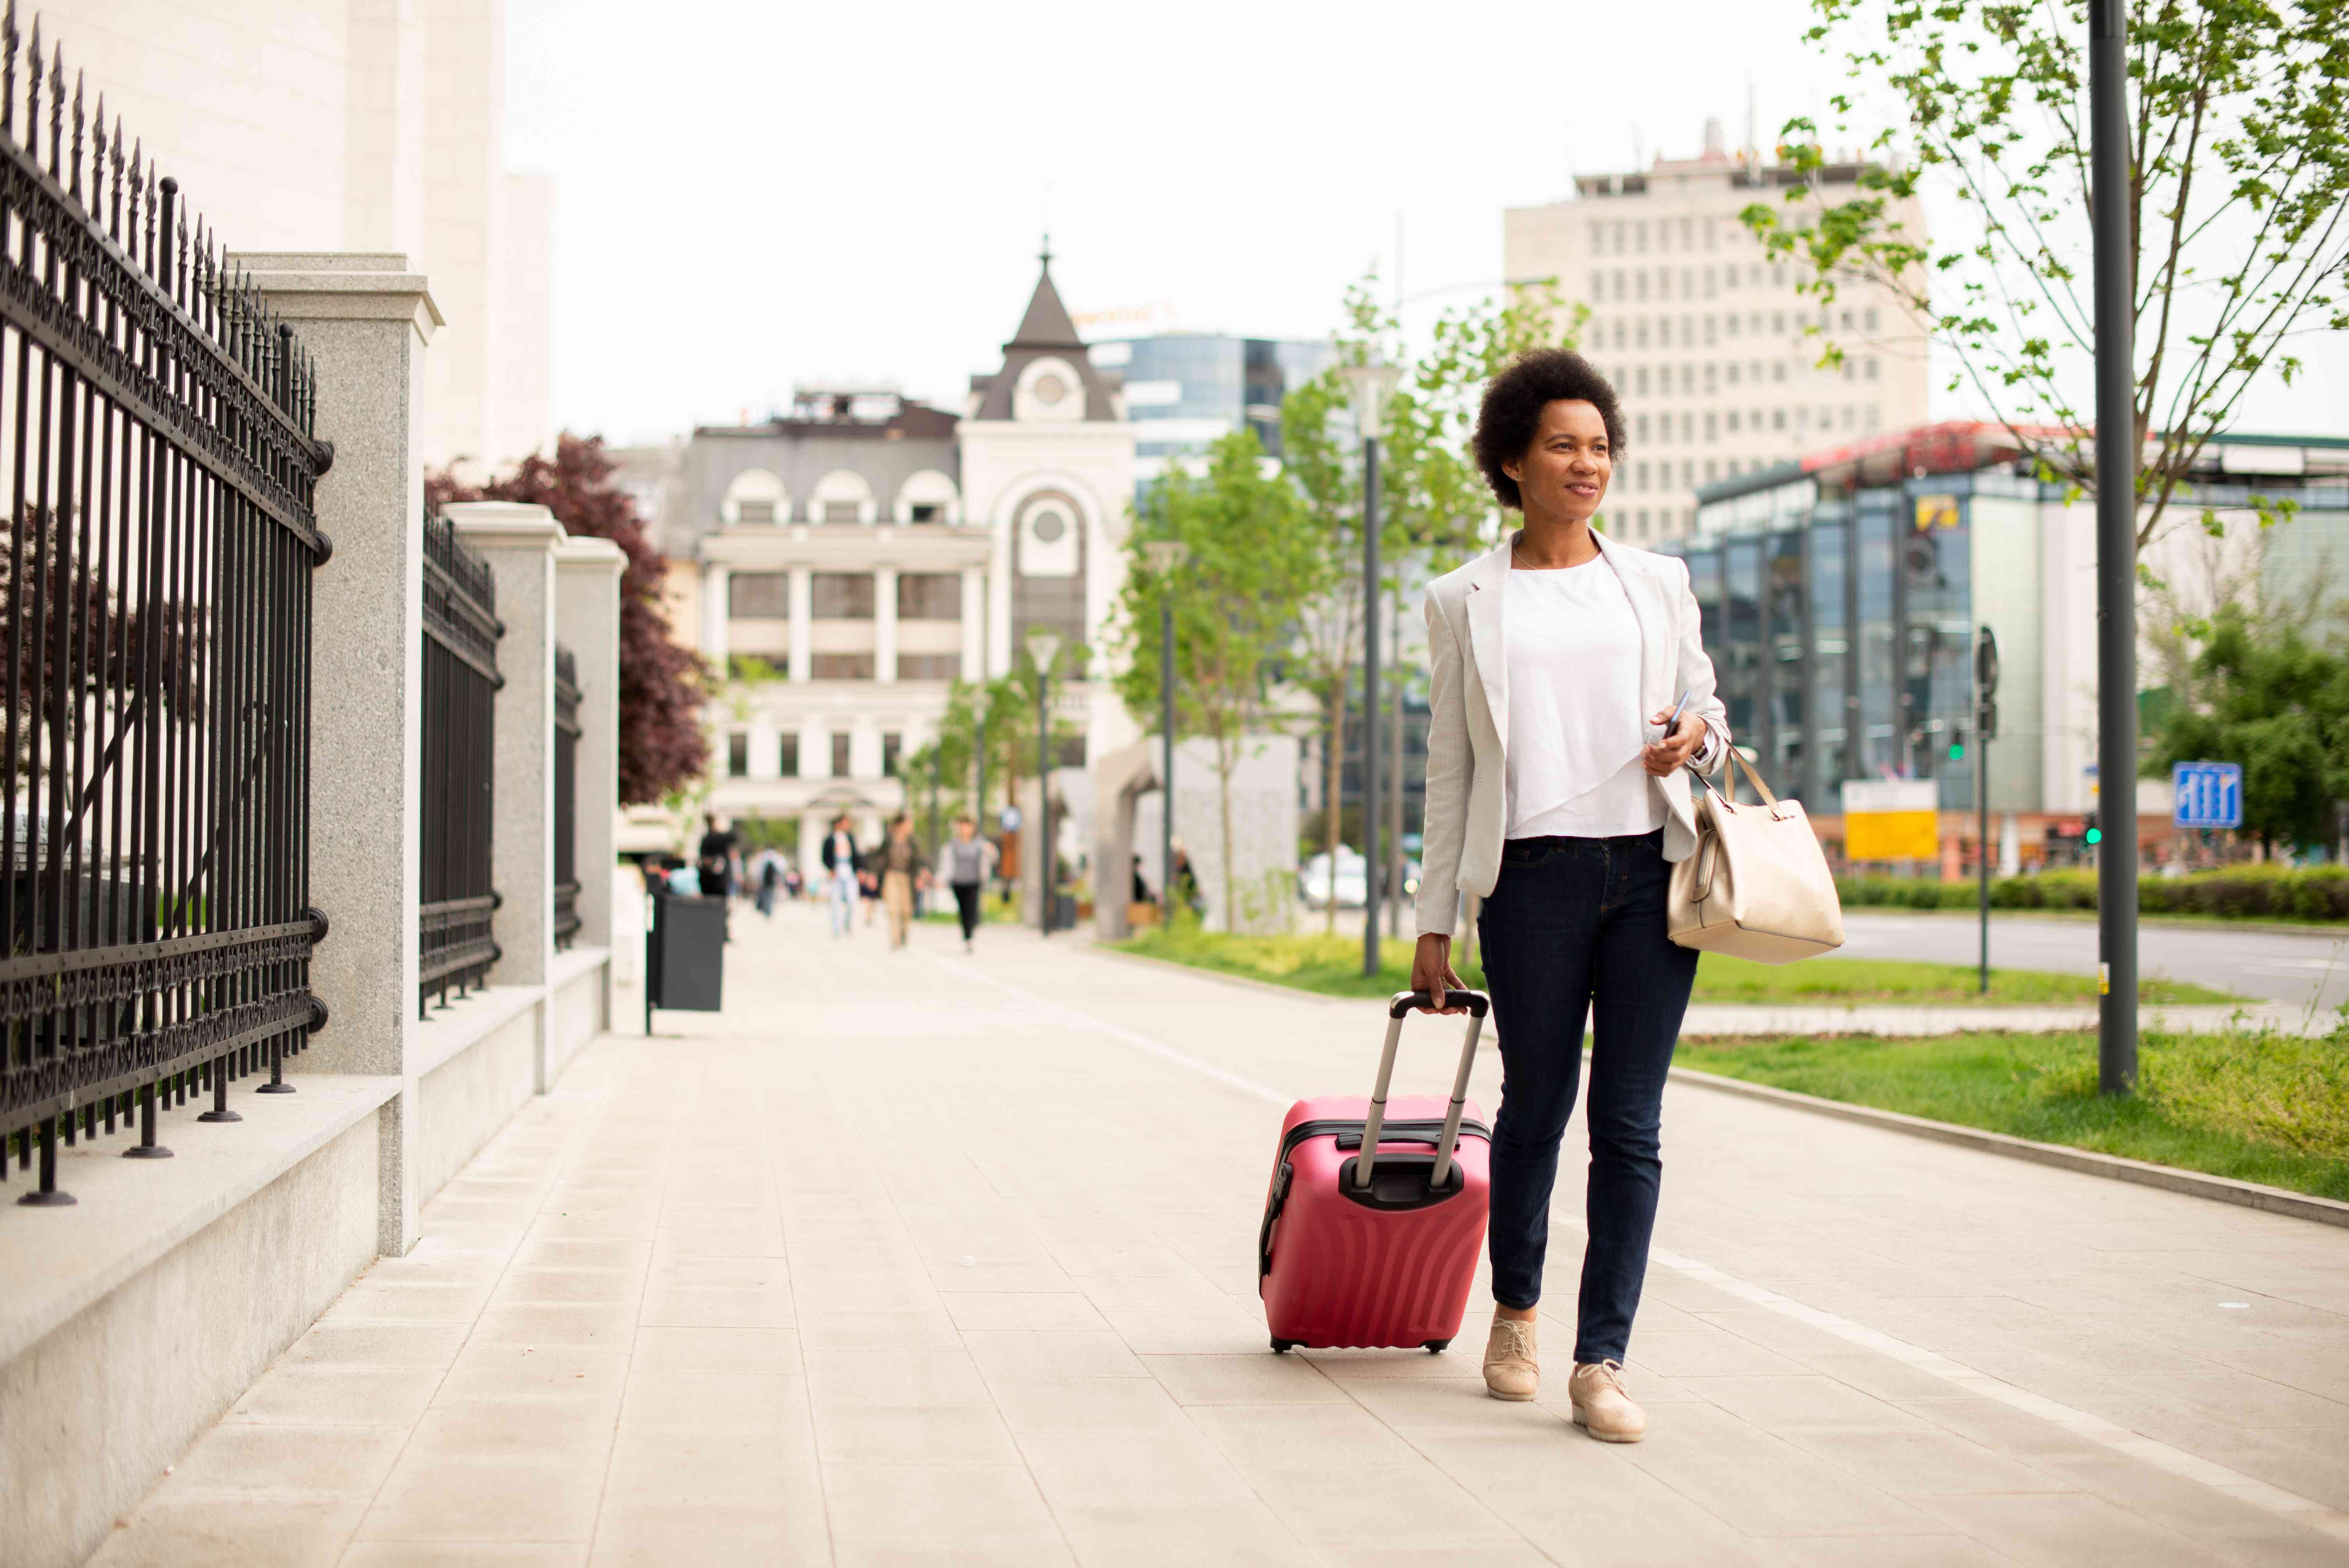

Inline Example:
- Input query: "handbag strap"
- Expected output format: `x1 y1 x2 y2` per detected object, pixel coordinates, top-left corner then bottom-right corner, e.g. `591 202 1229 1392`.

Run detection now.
1686 747 1782 810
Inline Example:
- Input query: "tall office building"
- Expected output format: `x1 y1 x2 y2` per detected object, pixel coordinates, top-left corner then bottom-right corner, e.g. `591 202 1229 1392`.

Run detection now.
1505 118 1930 544
1086 333 1331 490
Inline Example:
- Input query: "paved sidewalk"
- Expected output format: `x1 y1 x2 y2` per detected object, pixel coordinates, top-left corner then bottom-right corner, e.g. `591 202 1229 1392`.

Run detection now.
94 903 2349 1565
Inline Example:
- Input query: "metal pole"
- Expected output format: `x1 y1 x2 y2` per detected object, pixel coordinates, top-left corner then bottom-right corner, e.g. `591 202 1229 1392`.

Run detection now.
2091 0 2138 1094
1160 595 1176 919
975 691 989 896
1978 725 1991 995
1361 434 1382 978
1037 668 1053 937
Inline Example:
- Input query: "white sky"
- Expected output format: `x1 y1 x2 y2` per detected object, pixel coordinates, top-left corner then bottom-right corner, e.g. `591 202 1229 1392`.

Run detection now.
506 0 2349 447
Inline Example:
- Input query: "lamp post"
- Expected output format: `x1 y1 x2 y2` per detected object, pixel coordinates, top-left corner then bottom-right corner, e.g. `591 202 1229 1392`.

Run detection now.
2090 0 2137 1094
1026 628 1062 936
1141 540 1189 921
1338 360 1404 979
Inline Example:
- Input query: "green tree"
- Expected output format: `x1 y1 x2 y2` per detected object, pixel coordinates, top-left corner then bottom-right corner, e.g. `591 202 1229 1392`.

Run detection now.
1112 430 1321 930
1280 273 1588 929
2145 608 2349 853
1742 0 2349 555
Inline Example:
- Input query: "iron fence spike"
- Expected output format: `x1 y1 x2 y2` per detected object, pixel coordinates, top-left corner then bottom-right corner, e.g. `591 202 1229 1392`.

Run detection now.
50 42 63 181
2 0 15 138
25 15 38 162
68 66 79 199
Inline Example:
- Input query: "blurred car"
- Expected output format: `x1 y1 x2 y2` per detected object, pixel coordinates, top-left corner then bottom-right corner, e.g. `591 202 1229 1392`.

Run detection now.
1299 848 1368 910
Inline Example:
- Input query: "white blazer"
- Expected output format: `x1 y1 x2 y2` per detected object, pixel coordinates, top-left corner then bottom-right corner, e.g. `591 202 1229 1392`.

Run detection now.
1413 530 1732 937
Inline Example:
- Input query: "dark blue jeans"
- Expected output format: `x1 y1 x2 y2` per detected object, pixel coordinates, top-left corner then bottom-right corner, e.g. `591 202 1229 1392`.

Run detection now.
1477 827 1698 1365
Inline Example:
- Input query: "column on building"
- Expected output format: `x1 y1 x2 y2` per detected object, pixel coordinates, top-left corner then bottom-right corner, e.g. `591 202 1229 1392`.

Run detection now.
747 711 777 779
701 561 731 668
800 807 829 886
874 566 899 683
959 566 985 680
787 567 812 682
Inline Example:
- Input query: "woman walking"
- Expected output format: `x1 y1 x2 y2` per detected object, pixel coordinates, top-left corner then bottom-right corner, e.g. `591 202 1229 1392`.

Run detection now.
877 814 931 950
941 816 997 953
1409 349 1727 1444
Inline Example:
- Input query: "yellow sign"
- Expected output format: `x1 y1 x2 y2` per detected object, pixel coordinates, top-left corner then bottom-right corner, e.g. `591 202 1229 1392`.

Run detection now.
1845 810 1939 860
1914 494 1960 532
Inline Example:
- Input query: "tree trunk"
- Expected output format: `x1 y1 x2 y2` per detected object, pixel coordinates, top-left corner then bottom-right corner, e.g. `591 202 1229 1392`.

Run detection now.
1215 729 1239 935
1324 682 1345 936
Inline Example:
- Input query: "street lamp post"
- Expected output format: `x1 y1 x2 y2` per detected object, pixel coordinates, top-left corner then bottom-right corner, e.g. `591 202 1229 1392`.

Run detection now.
1338 360 1404 980
1141 540 1189 921
1026 628 1062 937
2090 0 2138 1094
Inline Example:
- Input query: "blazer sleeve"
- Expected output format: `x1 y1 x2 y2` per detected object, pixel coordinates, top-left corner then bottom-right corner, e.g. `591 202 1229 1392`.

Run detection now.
1672 558 1732 775
1413 588 1472 939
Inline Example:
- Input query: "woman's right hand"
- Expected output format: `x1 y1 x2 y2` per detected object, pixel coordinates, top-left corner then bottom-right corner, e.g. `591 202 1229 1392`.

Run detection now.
1410 934 1467 1014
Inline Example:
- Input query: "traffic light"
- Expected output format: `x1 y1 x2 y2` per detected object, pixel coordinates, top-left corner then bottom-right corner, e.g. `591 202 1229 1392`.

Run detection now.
2083 811 2103 847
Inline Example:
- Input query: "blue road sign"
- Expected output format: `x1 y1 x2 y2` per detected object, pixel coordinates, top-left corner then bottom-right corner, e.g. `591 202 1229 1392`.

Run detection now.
2173 761 2243 829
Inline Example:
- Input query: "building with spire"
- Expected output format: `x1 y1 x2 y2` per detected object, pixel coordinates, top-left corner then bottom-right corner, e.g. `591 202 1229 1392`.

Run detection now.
661 251 1136 873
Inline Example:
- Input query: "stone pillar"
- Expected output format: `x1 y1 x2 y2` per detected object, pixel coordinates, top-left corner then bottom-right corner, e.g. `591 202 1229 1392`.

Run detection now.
748 714 777 779
874 566 899 683
554 537 625 953
788 566 812 682
447 504 563 1000
701 561 730 669
800 807 828 886
241 251 440 1257
960 566 985 679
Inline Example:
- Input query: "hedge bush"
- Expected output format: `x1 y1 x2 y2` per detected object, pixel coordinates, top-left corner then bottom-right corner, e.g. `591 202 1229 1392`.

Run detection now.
1836 865 2349 921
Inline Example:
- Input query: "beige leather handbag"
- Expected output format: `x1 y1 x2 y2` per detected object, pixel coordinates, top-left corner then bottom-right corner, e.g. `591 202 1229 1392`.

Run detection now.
1668 752 1845 963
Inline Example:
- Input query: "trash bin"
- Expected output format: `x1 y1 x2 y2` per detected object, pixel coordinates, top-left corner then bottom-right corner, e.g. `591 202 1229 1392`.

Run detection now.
645 893 726 1033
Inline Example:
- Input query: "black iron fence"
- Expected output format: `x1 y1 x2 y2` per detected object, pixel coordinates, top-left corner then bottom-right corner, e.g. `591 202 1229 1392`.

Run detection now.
419 511 499 1011
0 11 331 1203
552 643 579 950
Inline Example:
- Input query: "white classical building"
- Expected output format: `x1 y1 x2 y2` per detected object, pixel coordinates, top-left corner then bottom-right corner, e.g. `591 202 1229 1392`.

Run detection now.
661 257 1138 875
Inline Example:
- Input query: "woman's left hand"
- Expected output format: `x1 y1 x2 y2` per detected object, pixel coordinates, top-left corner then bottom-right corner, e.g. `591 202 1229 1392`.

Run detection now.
1642 712 1706 777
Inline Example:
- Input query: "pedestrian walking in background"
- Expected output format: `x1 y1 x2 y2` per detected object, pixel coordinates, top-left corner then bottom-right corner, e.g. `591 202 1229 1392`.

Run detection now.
753 846 782 917
696 814 738 900
878 814 931 950
941 816 998 953
819 814 860 939
1411 350 1727 1445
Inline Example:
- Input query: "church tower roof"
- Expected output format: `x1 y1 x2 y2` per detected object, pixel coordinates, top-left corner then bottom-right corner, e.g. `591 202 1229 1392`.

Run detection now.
972 240 1120 423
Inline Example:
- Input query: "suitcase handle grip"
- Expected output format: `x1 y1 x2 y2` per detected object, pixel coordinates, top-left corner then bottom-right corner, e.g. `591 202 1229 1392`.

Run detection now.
1358 991 1490 1192
1389 989 1488 1019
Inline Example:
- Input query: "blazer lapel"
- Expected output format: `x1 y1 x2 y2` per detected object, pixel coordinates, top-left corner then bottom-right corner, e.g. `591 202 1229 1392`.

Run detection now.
1595 531 1668 719
1463 539 1513 752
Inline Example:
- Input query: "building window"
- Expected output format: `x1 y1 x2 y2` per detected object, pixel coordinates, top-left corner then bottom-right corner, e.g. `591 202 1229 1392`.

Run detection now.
735 500 776 524
780 732 800 777
1705 459 1719 481
1727 410 1741 433
831 734 853 776
1636 460 1651 492
882 733 902 777
1589 221 1604 253
898 654 961 681
812 654 875 680
822 501 863 524
1773 361 1787 383
811 573 875 618
727 733 749 777
1864 405 1882 432
1704 411 1718 442
1727 313 1740 339
1635 270 1649 301
1634 365 1650 396
1590 270 1604 302
1864 358 1880 381
1704 316 1718 346
910 503 943 524
727 571 789 618
1634 319 1649 350
897 573 962 620
1634 412 1651 443
1864 306 1880 332
1635 220 1649 252
1613 269 1626 299
1727 362 1741 386
1704 363 1718 395
1772 311 1786 335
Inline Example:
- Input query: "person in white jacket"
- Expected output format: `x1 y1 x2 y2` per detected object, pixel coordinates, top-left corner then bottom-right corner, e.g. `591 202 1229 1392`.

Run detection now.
1407 348 1729 1445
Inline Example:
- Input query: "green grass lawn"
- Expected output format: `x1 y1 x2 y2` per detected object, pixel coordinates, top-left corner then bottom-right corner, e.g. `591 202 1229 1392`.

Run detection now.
1678 1025 2349 1201
1109 927 2241 1007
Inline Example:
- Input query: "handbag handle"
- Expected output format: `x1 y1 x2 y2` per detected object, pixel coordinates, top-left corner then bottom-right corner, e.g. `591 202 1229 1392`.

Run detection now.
1686 747 1780 811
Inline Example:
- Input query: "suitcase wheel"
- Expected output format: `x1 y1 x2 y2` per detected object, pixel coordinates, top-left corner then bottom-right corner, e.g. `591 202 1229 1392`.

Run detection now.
1423 1339 1451 1354
1270 1338 1299 1355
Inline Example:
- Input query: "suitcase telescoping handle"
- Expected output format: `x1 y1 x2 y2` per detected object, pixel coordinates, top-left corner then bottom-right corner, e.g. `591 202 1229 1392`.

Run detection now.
1356 990 1490 1192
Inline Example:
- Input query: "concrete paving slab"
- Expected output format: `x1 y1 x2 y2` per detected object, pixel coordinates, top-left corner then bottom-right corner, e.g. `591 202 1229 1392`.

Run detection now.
89 901 2349 1564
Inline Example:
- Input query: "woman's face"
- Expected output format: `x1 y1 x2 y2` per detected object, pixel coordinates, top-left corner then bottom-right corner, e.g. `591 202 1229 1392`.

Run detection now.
1503 399 1612 524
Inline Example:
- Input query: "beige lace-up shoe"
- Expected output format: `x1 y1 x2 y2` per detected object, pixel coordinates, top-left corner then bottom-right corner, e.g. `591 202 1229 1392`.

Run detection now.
1482 1316 1539 1401
1568 1360 1647 1442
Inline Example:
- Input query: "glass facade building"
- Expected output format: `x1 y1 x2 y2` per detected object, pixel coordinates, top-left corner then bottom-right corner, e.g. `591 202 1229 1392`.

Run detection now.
1665 424 2349 852
1089 333 1332 491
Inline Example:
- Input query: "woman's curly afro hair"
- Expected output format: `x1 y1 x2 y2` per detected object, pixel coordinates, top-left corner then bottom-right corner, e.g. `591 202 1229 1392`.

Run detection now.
1471 348 1625 510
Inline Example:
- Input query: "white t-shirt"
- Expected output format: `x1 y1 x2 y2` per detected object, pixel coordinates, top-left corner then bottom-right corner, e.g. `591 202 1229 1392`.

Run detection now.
1502 557 1667 840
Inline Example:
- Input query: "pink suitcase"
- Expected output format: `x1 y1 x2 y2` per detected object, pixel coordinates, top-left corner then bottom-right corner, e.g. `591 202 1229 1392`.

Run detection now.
1258 989 1491 1354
